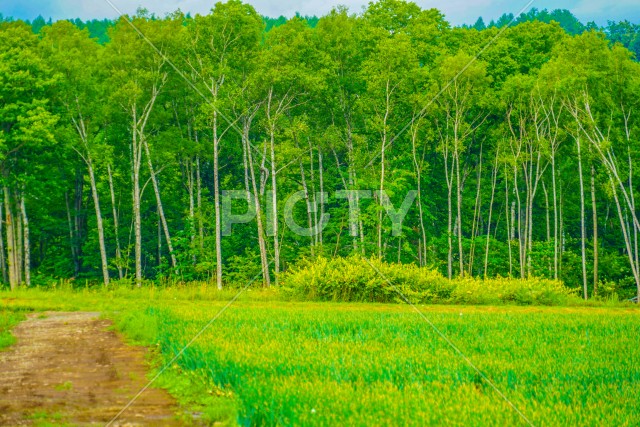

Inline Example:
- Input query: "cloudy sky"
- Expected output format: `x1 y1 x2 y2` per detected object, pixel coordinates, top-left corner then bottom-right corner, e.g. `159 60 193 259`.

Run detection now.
1 0 638 26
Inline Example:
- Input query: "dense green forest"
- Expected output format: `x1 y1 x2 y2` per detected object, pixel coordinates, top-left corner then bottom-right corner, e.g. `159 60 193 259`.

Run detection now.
1 0 639 300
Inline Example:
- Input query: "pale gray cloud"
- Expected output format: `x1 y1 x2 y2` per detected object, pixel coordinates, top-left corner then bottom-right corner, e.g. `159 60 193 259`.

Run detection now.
1 0 637 26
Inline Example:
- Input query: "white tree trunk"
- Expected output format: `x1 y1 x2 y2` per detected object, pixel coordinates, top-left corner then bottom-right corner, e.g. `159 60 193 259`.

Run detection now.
591 165 598 295
143 139 177 272
87 160 109 286
245 116 271 287
213 111 223 290
20 194 30 287
4 188 17 291
576 136 588 299
107 165 123 280
484 152 499 278
0 197 6 284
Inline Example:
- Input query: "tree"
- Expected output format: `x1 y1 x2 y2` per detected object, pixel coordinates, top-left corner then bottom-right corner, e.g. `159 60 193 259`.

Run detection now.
104 14 175 286
473 17 486 31
42 21 111 287
187 0 264 289
0 22 57 289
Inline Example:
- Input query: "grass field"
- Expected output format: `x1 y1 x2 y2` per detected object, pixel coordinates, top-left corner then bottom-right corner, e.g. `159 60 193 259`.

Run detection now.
1 286 639 426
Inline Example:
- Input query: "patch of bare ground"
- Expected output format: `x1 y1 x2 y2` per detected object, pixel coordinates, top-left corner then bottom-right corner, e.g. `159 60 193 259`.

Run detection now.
0 312 187 426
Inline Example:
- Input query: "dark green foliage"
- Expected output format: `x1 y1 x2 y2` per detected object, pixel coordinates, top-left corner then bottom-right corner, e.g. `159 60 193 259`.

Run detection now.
606 20 640 60
68 18 114 44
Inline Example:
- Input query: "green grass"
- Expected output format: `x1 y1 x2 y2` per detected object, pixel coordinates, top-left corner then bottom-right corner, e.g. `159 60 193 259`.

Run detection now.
0 307 27 351
54 381 73 391
1 286 639 426
28 411 72 427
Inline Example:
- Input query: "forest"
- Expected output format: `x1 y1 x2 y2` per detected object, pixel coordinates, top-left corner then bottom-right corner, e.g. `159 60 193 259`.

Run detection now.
1 0 640 301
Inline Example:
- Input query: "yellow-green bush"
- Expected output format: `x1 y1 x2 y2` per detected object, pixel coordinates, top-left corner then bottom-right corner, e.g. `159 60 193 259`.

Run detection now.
282 256 577 305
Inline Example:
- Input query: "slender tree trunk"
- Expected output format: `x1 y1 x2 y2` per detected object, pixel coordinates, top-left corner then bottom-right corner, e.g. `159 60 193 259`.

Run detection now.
628 147 638 287
143 139 177 272
411 125 427 267
505 167 513 277
4 188 16 291
64 171 84 279
542 182 551 242
243 114 270 287
16 200 22 285
318 149 325 249
442 142 454 279
296 135 314 256
107 165 123 280
308 141 318 249
0 197 6 284
484 152 498 278
212 112 223 290
552 156 559 279
132 109 143 287
513 167 524 278
447 182 453 279
64 192 78 278
87 159 109 286
455 152 464 277
73 170 83 278
378 81 391 260
591 164 598 295
187 159 195 247
157 214 162 267
469 144 483 276
269 126 280 284
20 194 30 287
559 183 564 277
71 112 109 286
196 155 204 251
576 136 588 300
542 181 551 277
345 119 360 253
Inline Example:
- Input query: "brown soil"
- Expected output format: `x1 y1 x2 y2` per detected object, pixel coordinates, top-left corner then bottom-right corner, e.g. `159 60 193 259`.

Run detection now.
0 312 186 426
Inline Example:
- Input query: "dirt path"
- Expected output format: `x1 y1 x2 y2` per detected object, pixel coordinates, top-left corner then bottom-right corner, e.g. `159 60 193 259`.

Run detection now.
0 312 186 426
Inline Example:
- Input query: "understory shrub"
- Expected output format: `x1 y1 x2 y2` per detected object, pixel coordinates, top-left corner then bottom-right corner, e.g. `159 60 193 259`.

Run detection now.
282 256 577 305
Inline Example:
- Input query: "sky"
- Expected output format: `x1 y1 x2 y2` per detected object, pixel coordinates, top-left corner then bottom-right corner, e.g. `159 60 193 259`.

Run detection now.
1 0 638 26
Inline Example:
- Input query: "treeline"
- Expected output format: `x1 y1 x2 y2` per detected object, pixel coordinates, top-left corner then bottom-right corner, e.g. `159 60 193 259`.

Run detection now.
0 0 639 300
6 7 640 59
3 11 320 43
